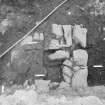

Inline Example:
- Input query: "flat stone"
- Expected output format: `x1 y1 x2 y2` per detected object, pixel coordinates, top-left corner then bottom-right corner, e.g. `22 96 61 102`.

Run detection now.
43 50 63 66
48 50 69 60
72 68 88 90
22 42 43 50
52 24 63 38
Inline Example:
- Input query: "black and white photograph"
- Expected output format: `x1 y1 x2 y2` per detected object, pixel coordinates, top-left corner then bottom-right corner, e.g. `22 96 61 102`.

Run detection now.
0 0 105 105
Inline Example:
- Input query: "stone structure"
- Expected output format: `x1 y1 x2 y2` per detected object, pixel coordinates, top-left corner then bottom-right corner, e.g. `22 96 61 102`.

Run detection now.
2 23 89 91
47 24 88 90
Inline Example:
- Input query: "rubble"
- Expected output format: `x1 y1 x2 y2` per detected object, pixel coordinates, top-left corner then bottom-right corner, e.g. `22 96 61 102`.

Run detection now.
72 49 88 90
35 80 50 93
73 49 88 66
62 59 73 84
48 39 60 49
72 67 88 90
63 59 73 67
73 66 80 72
62 66 73 84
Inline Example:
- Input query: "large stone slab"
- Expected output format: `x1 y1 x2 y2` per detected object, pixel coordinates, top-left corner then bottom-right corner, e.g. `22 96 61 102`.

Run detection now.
73 49 88 66
73 24 87 48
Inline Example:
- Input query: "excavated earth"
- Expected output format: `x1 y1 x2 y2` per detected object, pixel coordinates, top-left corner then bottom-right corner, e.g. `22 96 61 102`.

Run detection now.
0 0 105 105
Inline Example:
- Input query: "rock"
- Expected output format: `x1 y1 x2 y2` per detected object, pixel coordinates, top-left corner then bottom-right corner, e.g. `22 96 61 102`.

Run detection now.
63 74 71 84
48 39 60 49
72 67 88 90
63 59 72 67
20 36 33 46
43 50 63 66
52 24 63 38
63 66 73 84
62 25 72 47
63 66 73 77
73 49 88 66
48 50 69 60
73 66 80 72
35 80 50 93
73 24 87 48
